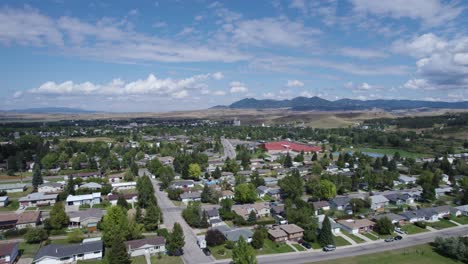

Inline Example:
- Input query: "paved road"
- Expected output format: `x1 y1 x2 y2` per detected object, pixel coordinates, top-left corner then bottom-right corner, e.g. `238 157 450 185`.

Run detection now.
214 225 468 264
221 137 236 160
151 179 213 264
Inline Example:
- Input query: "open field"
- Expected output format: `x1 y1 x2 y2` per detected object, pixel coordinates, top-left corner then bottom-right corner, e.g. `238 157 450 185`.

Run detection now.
2 108 466 128
345 147 431 158
310 244 462 264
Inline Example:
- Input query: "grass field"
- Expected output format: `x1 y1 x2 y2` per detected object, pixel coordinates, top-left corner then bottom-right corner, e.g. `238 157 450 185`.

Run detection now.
334 235 352 246
291 243 306 251
451 216 468 225
401 224 428 234
7 187 33 199
0 200 19 211
362 232 379 241
427 219 457 230
209 239 295 260
18 242 41 258
310 244 461 264
150 255 184 264
132 256 147 264
347 234 366 243
345 147 430 158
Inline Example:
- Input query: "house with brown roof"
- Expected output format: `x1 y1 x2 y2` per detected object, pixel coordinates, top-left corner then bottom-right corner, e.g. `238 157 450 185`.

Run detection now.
268 228 288 242
219 190 234 201
108 193 138 206
279 224 304 241
124 236 166 257
232 203 270 220
16 211 41 229
0 242 18 264
337 219 375 234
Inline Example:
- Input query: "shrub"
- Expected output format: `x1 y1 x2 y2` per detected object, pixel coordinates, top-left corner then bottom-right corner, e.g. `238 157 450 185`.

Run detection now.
415 221 427 229
157 228 170 239
225 240 235 249
206 229 226 247
24 228 49 243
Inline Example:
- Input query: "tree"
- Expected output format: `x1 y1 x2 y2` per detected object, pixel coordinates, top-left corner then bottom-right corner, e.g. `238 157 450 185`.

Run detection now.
106 235 132 264
283 153 293 168
158 166 175 189
234 183 257 204
48 202 69 230
318 216 334 246
167 223 185 255
248 210 257 224
135 206 143 224
201 184 213 203
101 206 130 245
232 236 257 264
136 176 157 208
32 162 43 191
212 166 222 179
205 229 226 247
319 180 337 200
117 195 129 209
251 228 266 249
67 229 85 243
374 217 394 235
418 171 437 201
124 168 135 182
250 171 265 188
311 152 318 161
144 204 161 231
278 170 303 200
24 228 48 244
188 163 202 180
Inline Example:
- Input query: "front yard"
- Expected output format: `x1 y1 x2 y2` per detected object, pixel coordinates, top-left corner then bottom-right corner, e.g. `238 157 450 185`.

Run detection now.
347 233 366 243
451 215 468 225
18 242 41 258
426 219 457 230
334 235 352 246
362 232 379 241
209 239 295 260
401 224 428 234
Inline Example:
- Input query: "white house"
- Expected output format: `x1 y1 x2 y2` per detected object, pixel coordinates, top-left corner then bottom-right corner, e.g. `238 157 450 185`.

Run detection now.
124 237 166 257
108 193 138 206
456 205 468 216
180 191 202 204
33 240 103 264
38 182 64 193
111 182 137 191
370 195 389 210
18 192 57 207
66 193 101 206
398 174 417 185
0 196 8 207
0 183 26 193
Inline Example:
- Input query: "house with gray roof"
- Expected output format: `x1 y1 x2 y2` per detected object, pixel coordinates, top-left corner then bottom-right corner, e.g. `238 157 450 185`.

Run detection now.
330 197 351 211
0 183 26 193
125 236 165 257
384 193 414 205
455 204 468 216
180 191 202 204
370 195 389 210
373 213 406 225
18 192 57 207
34 240 103 264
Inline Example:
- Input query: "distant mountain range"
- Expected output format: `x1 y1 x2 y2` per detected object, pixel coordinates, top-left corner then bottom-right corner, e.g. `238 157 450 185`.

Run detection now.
222 97 468 111
3 107 97 114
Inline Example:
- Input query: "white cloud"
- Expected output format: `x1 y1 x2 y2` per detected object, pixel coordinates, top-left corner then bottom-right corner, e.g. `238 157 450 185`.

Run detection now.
152 21 167 28
13 91 23 98
286 80 304 87
340 47 387 59
392 33 447 58
350 0 463 27
344 82 380 92
229 81 248 93
212 72 224 80
403 79 432 90
172 90 189 98
213 90 226 96
300 91 313 97
194 15 203 21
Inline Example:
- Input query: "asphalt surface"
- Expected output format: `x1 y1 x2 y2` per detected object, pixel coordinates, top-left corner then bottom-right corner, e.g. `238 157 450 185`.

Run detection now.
221 137 236 160
151 178 213 264
213 225 468 264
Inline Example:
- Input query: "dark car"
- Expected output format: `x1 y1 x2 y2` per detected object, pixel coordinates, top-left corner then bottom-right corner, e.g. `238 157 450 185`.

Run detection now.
394 235 403 241
301 242 312 249
202 248 211 256
385 237 394 242
323 245 336 252
159 186 164 191
169 249 183 256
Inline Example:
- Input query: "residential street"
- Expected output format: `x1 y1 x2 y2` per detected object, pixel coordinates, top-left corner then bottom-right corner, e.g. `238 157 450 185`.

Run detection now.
221 137 236 160
213 225 468 264
151 179 213 264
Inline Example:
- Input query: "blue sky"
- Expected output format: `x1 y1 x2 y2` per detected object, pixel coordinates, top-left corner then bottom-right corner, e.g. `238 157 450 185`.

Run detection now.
0 0 467 112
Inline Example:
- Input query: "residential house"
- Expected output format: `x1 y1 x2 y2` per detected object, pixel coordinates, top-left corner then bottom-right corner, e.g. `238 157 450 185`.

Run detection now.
455 204 468 216
398 174 417 185
268 228 288 242
111 182 137 191
108 173 124 183
158 156 174 165
435 186 453 198
0 183 26 193
16 211 41 229
384 193 414 205
69 171 103 181
317 215 341 234
256 186 269 198
170 180 195 189
270 204 285 217
79 182 102 191
400 208 438 223
279 224 304 241
180 191 202 204
0 242 18 264
218 228 253 243
108 193 138 206
337 219 375 234
219 190 234 201
0 215 17 230
373 213 406 225
330 197 351 211
258 170 272 177
267 188 281 199
370 195 389 211
0 196 8 207
232 203 270 220
125 237 166 257
33 240 103 264
38 182 64 193
311 201 331 215
68 209 106 232
66 193 101 206
263 177 278 186
18 192 58 207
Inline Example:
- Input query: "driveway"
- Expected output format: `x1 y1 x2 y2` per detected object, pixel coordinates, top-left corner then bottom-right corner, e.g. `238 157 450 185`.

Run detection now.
151 179 213 264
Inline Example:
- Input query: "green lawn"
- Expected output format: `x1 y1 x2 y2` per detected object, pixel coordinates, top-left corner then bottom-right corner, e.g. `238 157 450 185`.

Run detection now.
209 244 233 260
451 215 468 225
310 241 322 249
346 147 429 159
291 243 306 251
7 187 33 199
334 235 352 246
132 256 147 264
77 260 102 264
310 244 462 264
150 255 184 264
347 234 366 243
18 242 41 258
210 239 294 260
0 200 19 211
401 224 428 234
427 219 457 230
362 232 379 241
25 206 38 211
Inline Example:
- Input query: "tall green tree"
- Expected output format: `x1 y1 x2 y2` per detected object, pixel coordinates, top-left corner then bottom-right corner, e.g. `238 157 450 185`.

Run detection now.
144 204 161 231
106 235 132 264
232 236 257 264
234 183 257 204
47 202 69 230
319 180 337 200
32 162 43 190
101 206 130 245
251 227 266 249
167 223 185 255
278 170 303 200
318 216 335 247
136 176 156 208
283 153 293 168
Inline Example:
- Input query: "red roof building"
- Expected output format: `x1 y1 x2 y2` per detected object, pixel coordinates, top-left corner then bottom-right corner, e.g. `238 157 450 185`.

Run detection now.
262 141 321 154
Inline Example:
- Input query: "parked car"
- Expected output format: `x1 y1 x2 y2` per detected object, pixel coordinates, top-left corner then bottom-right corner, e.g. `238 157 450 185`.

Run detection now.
384 237 394 242
323 245 336 252
202 248 211 256
394 235 403 241
301 242 312 249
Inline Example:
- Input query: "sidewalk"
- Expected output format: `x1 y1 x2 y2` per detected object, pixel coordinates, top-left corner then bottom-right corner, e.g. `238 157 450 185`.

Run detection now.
354 232 372 242
335 233 357 245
